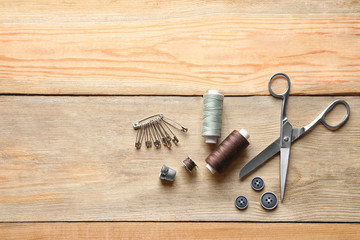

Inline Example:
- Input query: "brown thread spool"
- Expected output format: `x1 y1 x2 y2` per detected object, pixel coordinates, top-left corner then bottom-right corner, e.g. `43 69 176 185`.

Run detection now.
182 156 197 172
205 129 250 174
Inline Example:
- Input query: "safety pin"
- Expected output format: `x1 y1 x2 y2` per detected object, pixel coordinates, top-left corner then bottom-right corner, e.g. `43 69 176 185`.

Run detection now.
133 114 187 149
144 123 153 148
161 118 179 144
154 120 171 148
149 121 161 148
133 114 163 130
162 116 188 132
135 125 145 149
157 120 172 148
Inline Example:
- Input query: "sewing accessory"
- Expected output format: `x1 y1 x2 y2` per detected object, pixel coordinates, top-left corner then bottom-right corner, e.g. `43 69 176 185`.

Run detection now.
182 156 197 172
159 165 176 182
239 73 350 200
133 114 187 149
205 129 250 174
235 195 248 210
251 177 264 191
260 192 278 210
202 90 224 144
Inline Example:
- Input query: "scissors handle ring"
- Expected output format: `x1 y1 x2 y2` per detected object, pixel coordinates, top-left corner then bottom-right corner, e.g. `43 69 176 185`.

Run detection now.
321 99 350 130
268 73 291 99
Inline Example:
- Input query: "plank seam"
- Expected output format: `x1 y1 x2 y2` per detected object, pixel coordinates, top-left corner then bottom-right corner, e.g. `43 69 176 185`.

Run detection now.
0 94 358 97
0 221 358 224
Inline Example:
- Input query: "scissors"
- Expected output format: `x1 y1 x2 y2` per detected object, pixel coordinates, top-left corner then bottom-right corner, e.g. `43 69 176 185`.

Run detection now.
239 73 350 201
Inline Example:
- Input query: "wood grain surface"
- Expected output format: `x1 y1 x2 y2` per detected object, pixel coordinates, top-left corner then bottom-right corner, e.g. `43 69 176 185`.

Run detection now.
0 222 359 240
1 0 360 238
0 95 358 221
0 1 359 95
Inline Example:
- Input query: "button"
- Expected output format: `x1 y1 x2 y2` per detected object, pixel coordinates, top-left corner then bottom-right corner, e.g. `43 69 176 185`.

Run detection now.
251 177 264 191
260 192 278 210
235 195 248 210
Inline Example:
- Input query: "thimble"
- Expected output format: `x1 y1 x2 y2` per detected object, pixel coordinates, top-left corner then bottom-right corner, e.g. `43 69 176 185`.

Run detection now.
159 165 176 181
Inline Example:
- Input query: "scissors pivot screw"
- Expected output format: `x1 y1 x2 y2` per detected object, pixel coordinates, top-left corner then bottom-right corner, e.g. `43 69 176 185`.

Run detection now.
283 136 290 142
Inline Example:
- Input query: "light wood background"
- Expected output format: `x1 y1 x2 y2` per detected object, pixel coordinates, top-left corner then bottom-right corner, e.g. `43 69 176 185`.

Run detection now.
0 0 359 239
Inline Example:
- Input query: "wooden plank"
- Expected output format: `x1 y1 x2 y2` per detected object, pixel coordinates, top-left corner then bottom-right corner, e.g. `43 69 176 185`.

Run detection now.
2 0 360 20
0 1 359 95
0 222 359 240
0 95 358 221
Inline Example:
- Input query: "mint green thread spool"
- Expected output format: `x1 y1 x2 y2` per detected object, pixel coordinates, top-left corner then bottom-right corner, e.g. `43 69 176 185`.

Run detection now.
202 90 224 144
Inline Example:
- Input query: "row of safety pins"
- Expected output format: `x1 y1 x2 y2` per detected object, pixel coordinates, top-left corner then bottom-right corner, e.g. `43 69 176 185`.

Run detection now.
133 114 188 149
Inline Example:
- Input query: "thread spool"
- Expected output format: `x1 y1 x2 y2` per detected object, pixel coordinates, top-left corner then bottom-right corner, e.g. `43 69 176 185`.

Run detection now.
182 156 197 172
202 90 224 144
205 129 250 174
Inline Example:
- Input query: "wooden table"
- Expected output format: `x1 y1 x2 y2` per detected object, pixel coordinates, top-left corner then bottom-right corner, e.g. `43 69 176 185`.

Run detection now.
0 1 359 239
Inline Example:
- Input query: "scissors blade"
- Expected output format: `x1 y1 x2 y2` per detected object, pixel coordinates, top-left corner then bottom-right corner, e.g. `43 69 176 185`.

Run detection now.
280 147 290 201
239 138 281 178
